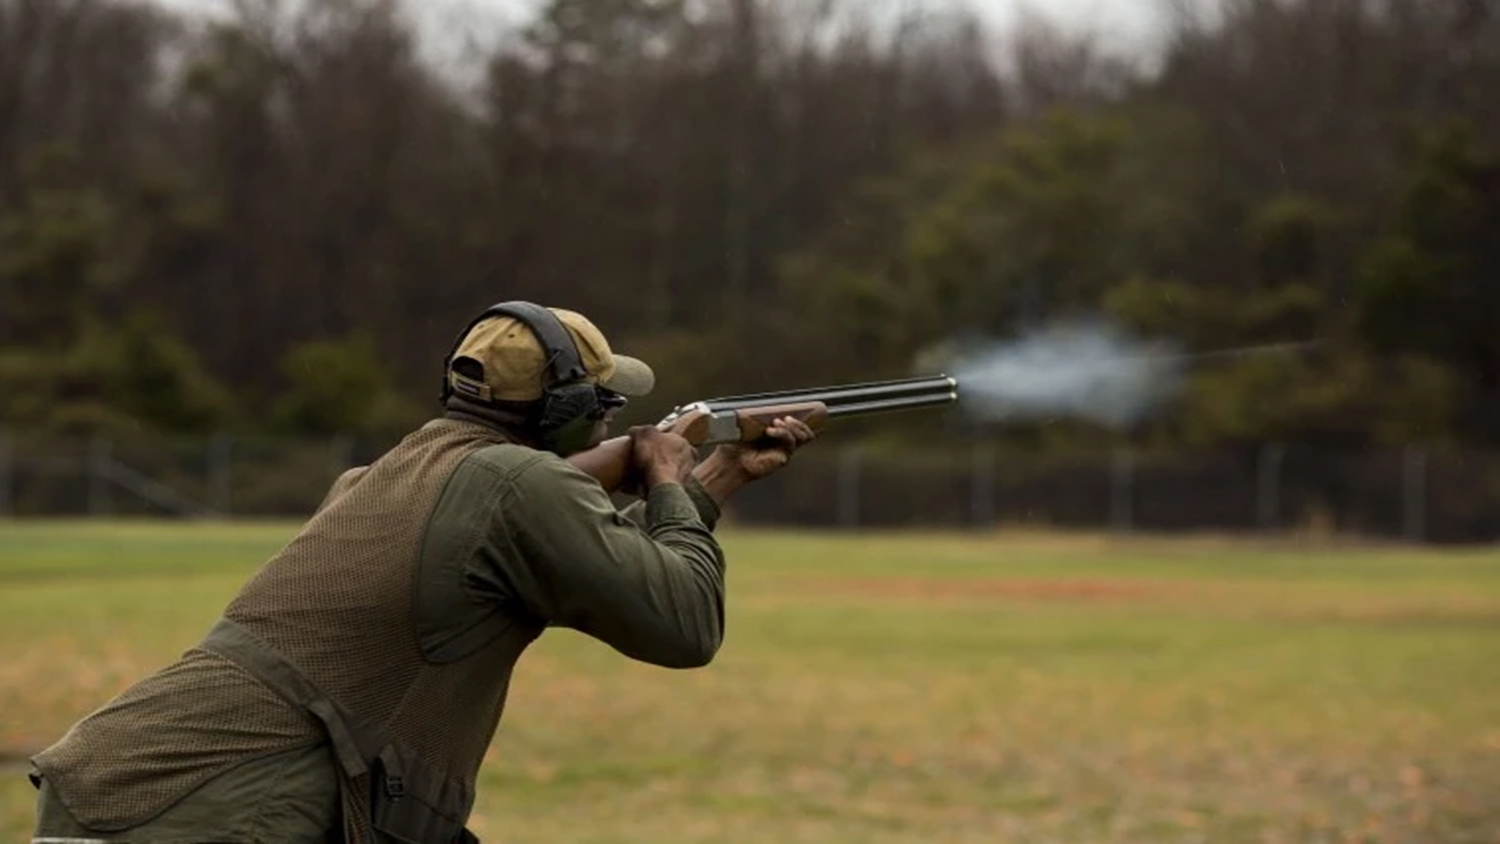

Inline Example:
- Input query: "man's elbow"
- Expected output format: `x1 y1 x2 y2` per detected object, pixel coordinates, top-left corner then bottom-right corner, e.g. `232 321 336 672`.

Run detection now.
655 628 723 670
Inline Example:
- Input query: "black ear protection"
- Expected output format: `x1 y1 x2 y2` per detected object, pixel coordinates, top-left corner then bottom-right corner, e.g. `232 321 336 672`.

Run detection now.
440 301 613 455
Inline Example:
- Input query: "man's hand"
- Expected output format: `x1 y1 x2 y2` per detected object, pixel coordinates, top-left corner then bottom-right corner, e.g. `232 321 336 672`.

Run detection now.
715 416 819 481
629 425 698 489
693 416 818 505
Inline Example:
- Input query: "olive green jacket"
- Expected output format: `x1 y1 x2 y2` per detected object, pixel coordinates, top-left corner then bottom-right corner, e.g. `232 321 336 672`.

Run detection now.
30 418 727 842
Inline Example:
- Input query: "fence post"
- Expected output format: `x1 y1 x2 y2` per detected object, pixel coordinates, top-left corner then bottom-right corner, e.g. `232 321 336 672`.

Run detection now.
209 434 233 518
0 428 11 517
1257 442 1285 533
1110 447 1134 534
1403 445 1426 543
89 436 113 518
837 444 861 529
971 441 995 530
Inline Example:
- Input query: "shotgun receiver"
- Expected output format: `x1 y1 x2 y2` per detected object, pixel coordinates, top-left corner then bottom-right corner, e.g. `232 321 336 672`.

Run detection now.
568 375 960 492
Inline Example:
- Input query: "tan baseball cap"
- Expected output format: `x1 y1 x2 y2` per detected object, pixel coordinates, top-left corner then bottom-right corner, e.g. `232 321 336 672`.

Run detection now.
447 307 655 403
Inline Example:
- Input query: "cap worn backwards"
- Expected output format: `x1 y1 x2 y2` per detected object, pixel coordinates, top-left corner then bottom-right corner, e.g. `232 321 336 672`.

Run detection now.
447 307 655 403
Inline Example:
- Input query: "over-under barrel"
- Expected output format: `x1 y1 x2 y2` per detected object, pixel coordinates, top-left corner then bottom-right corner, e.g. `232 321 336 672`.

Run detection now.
825 391 958 417
655 374 960 446
699 375 958 413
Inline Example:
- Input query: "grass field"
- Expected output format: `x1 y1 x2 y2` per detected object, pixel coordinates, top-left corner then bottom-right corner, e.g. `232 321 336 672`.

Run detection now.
2 521 1498 843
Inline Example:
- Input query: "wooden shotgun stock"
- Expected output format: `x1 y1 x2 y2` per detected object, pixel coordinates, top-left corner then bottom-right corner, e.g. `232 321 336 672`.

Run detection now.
566 402 831 494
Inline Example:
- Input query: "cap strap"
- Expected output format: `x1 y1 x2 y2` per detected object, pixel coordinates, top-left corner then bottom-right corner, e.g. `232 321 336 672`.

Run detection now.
447 371 493 402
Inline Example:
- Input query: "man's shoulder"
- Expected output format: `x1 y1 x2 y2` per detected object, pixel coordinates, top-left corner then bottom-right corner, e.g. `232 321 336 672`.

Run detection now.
461 441 586 486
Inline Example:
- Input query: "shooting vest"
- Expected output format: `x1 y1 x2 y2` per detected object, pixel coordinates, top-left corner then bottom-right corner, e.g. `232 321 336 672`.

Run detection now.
32 418 544 843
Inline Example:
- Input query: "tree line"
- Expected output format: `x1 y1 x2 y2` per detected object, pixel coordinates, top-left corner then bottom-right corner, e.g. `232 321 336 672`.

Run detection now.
1 0 1496 457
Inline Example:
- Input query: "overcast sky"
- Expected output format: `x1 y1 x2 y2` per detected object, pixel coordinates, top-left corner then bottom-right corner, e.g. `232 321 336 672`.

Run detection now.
154 0 1179 56
415 0 1176 41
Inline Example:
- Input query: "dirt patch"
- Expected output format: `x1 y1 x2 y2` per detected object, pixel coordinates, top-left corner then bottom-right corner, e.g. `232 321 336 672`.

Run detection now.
794 577 1193 604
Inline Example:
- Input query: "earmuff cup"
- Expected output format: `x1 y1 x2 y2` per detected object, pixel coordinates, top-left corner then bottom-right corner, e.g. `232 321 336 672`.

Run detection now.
532 379 604 456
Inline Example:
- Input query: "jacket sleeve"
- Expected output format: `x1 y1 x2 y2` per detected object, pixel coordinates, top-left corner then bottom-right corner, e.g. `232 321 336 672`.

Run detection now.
615 476 723 532
486 455 728 669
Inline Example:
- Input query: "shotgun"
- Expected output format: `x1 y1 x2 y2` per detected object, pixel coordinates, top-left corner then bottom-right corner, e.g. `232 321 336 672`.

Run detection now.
568 375 960 492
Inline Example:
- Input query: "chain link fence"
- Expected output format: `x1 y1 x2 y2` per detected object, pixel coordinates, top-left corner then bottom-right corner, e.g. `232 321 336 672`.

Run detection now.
2 430 1498 544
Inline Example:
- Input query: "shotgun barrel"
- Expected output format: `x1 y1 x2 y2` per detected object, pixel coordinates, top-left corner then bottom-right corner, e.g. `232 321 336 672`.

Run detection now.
568 374 960 492
699 375 958 412
657 374 959 446
825 391 959 417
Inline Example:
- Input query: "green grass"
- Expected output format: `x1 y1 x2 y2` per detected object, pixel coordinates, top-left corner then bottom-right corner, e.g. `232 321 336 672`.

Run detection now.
2 521 1499 842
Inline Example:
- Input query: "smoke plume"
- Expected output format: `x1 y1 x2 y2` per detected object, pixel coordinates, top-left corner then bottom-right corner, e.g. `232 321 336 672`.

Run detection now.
923 321 1186 429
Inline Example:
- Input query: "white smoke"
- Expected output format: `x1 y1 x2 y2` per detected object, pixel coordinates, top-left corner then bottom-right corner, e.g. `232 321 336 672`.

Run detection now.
925 321 1186 429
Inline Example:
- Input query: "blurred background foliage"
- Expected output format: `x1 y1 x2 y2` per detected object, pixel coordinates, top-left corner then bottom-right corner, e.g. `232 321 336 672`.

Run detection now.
1 0 1498 454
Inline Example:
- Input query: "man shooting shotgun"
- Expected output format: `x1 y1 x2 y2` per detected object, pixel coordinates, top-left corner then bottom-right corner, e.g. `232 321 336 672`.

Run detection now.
28 301 956 844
